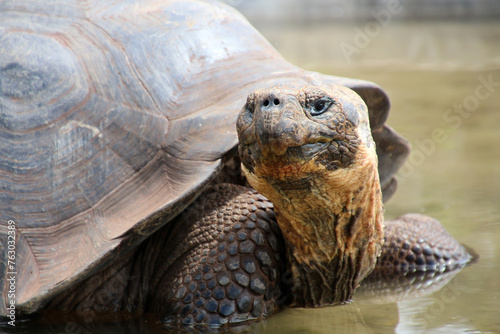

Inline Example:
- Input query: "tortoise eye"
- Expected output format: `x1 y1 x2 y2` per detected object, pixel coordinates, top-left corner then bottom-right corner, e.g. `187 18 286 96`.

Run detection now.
309 97 333 116
314 100 326 112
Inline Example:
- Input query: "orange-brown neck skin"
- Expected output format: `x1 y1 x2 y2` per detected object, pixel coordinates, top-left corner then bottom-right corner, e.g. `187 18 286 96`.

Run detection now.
243 145 384 307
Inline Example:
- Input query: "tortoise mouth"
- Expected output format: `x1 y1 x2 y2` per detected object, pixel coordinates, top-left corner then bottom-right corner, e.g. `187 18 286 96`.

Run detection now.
258 141 330 163
283 142 331 159
239 140 324 173
240 138 357 180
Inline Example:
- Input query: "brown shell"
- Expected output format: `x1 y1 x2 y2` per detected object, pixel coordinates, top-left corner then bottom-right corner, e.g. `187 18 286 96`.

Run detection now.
0 0 408 315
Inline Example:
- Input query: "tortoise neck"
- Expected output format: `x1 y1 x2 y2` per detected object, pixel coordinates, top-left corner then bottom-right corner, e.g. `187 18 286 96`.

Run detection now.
272 158 384 307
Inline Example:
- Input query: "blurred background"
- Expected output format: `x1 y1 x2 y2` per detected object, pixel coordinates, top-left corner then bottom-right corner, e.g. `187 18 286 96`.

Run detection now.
221 1 500 333
223 0 500 21
222 0 500 70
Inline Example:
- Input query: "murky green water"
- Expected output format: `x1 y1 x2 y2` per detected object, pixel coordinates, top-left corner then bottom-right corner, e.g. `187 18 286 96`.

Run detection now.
252 20 500 334
3 18 499 334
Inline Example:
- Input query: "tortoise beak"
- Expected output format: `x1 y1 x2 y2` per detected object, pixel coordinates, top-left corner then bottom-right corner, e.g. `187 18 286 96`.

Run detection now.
252 92 307 157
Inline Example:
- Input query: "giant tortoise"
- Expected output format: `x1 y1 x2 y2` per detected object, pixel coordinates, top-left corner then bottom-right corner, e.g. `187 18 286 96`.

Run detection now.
0 0 472 328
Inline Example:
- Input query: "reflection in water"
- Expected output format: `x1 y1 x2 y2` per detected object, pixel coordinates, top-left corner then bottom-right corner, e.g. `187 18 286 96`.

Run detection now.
263 268 472 334
262 303 395 334
358 269 480 333
358 269 468 305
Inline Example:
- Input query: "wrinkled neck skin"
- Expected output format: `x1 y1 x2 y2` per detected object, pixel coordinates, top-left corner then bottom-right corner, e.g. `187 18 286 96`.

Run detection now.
244 145 384 307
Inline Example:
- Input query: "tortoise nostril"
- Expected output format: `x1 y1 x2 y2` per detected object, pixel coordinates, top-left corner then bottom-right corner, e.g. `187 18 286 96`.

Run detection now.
273 98 280 106
263 99 270 107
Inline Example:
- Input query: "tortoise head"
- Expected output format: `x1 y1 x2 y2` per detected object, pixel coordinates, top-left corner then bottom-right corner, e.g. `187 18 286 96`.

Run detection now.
236 84 384 307
237 84 374 176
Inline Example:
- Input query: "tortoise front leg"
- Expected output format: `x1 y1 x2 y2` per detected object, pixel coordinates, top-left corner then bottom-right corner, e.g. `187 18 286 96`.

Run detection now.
146 184 286 327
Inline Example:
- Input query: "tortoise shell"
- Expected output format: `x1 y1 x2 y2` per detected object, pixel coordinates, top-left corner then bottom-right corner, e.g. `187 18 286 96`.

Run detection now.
0 0 408 314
